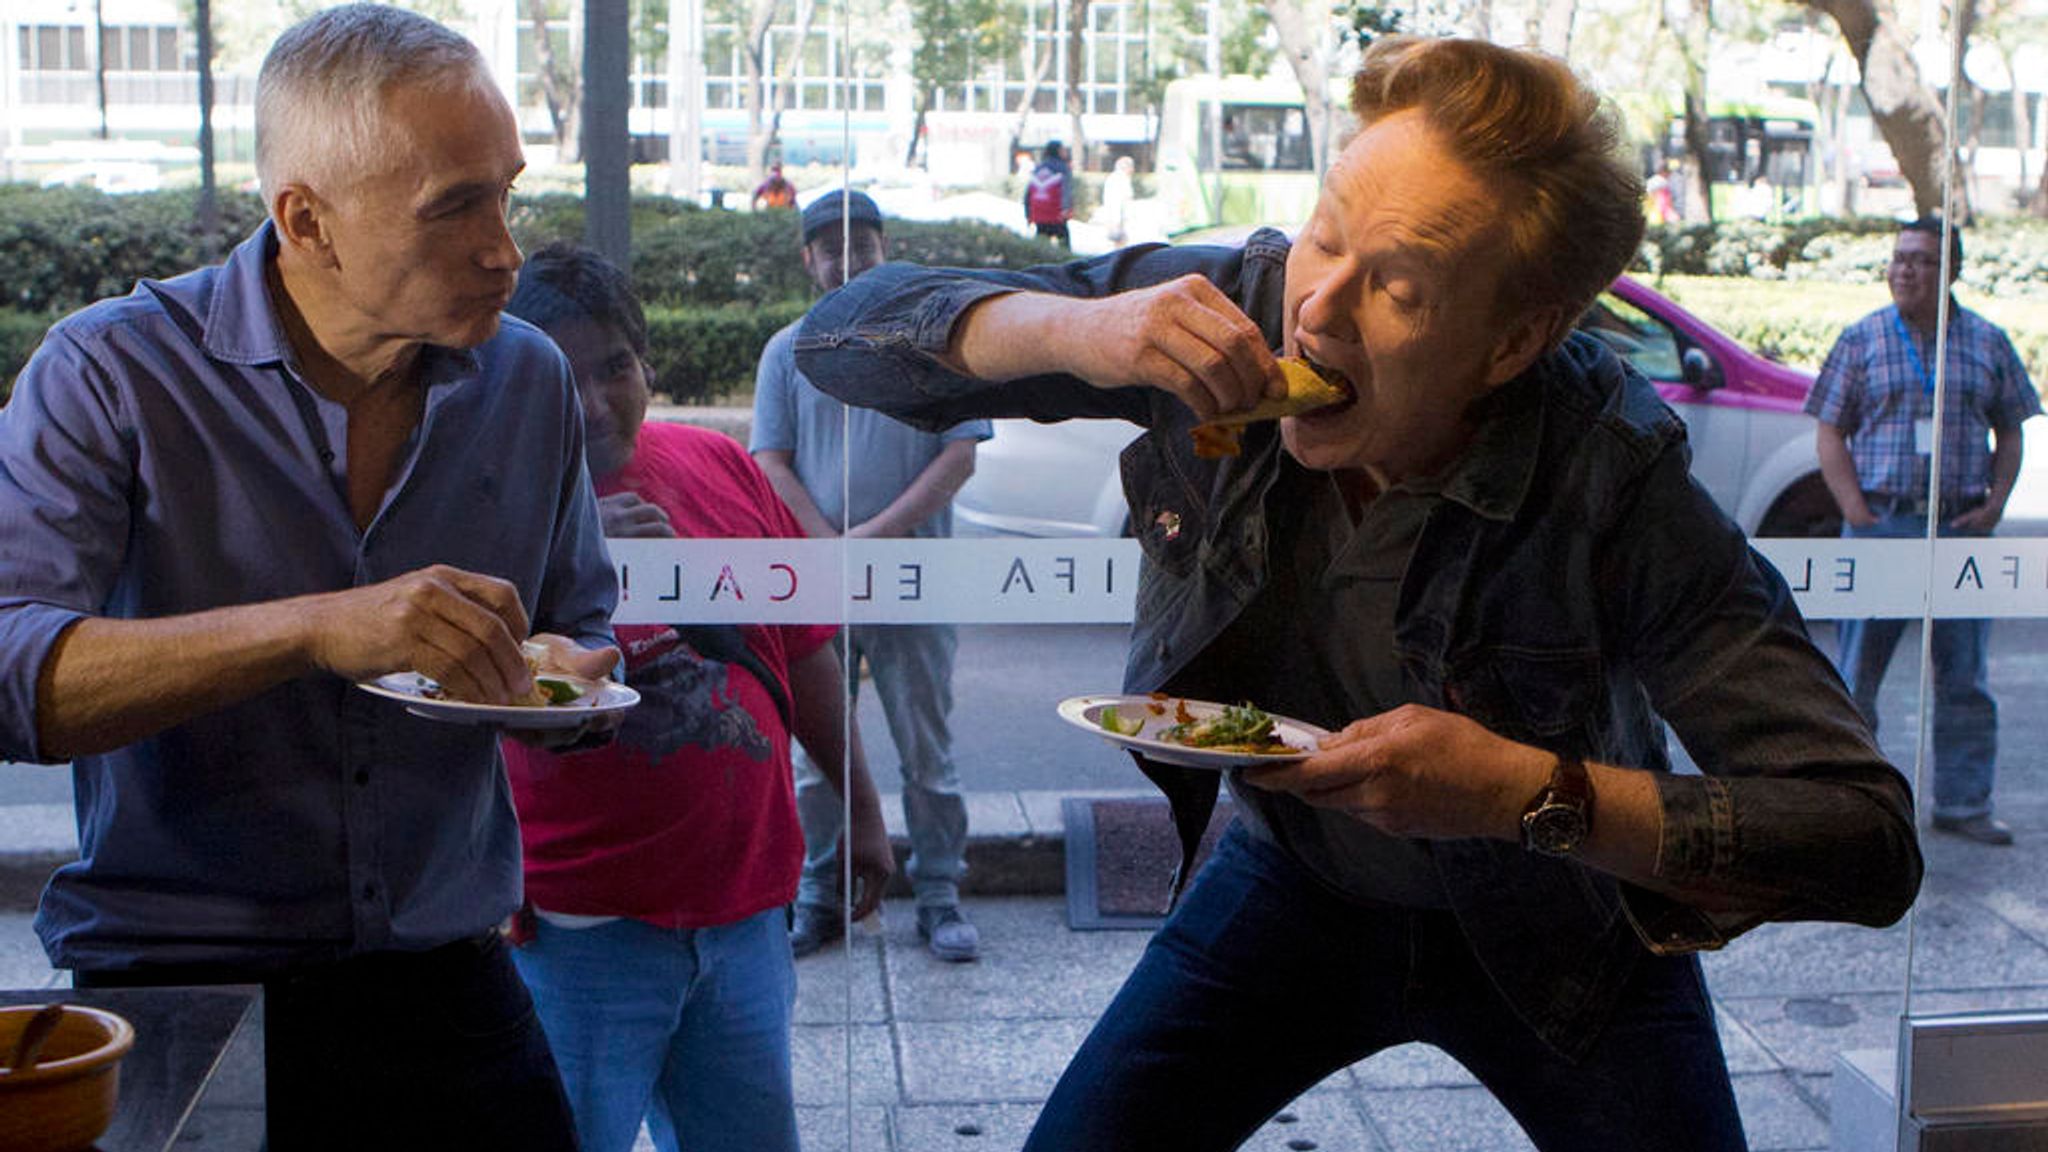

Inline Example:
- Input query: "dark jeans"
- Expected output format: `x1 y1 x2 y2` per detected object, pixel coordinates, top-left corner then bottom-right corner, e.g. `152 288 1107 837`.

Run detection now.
78 932 579 1152
1021 825 1747 1152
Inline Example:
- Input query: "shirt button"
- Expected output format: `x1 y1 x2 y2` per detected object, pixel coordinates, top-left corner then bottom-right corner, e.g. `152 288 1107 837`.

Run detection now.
354 770 370 786
361 883 377 901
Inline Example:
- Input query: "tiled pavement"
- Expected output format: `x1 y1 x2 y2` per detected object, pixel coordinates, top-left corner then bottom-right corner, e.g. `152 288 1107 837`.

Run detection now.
4 784 2046 1150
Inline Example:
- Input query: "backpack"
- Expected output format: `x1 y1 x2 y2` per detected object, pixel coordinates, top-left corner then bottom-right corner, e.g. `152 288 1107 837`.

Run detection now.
1026 165 1066 224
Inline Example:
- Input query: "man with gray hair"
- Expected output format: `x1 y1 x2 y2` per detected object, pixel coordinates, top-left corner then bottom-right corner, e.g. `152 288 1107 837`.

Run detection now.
0 6 615 1146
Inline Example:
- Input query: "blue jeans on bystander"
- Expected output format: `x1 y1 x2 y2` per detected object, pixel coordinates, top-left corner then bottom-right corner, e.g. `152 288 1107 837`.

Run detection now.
1834 502 1998 820
511 907 800 1152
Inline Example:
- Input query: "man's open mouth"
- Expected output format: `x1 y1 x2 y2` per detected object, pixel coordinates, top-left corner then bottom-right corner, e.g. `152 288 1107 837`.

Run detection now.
1299 357 1359 416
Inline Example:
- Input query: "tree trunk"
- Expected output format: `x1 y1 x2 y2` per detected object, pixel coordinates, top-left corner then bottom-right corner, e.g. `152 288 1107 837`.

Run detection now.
764 0 816 170
1467 0 1493 40
1803 0 1954 219
195 0 219 259
741 0 781 179
1008 40 1054 157
1263 0 1332 175
1065 0 1089 163
1663 0 1715 223
1680 88 1714 222
2008 48 2031 213
527 0 581 162
93 0 109 140
906 88 931 166
1526 0 1578 57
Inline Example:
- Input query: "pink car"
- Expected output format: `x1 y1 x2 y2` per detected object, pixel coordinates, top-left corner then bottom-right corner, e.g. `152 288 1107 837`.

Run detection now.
955 275 1834 540
1590 276 1832 538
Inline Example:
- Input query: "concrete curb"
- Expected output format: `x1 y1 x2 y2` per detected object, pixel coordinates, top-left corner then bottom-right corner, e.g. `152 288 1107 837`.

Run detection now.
0 790 1147 912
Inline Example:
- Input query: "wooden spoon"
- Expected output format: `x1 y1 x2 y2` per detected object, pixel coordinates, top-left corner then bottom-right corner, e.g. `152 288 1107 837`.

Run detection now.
7 1003 66 1072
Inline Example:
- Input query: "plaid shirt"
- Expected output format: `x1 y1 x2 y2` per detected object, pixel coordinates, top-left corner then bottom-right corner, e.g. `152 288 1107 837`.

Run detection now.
1805 302 2040 500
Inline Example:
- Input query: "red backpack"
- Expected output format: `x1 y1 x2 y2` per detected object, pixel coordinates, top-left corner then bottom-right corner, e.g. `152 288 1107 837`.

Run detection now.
1026 166 1066 224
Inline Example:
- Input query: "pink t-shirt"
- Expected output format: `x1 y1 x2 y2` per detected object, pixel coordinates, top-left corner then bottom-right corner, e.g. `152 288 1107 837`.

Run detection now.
505 422 837 929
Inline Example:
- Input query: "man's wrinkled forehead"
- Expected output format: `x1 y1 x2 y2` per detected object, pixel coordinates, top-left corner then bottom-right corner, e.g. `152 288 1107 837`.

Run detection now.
372 72 518 188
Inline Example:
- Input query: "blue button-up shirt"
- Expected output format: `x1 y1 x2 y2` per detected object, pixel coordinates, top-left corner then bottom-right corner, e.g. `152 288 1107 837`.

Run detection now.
0 223 617 972
1805 303 2040 501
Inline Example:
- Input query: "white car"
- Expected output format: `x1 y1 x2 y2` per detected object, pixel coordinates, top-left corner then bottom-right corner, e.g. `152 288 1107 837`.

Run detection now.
955 274 1839 540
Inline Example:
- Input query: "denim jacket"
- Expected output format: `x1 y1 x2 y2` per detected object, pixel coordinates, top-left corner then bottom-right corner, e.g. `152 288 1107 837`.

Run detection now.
796 231 1922 1059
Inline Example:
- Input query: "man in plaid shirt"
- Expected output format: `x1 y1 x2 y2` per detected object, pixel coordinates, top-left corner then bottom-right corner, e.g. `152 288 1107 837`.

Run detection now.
1806 216 2041 846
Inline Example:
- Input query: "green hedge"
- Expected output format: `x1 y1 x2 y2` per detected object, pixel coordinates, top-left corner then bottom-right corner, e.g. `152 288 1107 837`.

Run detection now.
508 192 1065 309
646 299 810 402
0 184 269 314
9 182 2046 408
0 311 49 405
0 184 1069 404
1645 273 2048 385
1633 214 2048 299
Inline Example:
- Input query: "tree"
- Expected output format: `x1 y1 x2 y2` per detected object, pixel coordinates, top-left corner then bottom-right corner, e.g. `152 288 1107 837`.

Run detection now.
527 0 582 163
1803 0 1958 219
1659 0 1717 223
1962 0 2047 215
1263 0 1333 175
724 0 819 180
904 0 1019 166
1065 0 1091 160
93 0 110 140
1526 0 1579 57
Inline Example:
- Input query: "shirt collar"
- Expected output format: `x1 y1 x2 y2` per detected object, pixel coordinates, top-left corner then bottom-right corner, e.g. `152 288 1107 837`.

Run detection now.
198 220 484 386
1416 366 1546 523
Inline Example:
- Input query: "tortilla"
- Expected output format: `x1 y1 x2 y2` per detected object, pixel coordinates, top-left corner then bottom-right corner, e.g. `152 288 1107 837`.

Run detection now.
1190 357 1350 458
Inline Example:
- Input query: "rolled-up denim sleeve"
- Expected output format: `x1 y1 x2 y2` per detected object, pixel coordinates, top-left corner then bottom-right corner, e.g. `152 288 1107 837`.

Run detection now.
793 241 1275 431
1605 445 1922 949
0 327 133 762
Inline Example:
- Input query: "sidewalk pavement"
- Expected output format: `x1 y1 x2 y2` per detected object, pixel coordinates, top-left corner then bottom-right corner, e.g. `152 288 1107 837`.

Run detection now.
5 789 2047 1151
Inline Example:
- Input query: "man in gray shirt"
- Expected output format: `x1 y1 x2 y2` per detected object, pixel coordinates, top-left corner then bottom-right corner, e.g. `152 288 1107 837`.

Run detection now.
751 191 993 961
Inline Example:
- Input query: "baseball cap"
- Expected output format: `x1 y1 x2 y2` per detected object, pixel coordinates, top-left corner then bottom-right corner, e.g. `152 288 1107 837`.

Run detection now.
801 189 883 245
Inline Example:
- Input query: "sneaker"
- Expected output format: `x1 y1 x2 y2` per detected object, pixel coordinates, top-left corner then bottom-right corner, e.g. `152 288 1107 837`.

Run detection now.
916 905 981 963
1932 814 2015 846
788 902 844 958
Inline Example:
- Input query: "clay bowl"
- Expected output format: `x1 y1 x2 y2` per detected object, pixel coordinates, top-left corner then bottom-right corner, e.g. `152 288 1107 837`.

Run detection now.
0 1004 136 1152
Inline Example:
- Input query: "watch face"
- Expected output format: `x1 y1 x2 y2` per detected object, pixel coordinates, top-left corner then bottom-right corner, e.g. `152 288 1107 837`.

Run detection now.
1525 804 1588 856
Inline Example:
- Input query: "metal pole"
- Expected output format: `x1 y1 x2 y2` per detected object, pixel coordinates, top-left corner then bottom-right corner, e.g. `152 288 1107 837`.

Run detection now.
584 0 632 265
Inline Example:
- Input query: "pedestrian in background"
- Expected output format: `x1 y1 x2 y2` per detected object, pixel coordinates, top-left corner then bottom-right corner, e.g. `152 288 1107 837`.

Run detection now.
1025 141 1074 248
1100 154 1136 246
752 190 993 962
502 244 894 1152
1807 216 2040 846
753 161 797 210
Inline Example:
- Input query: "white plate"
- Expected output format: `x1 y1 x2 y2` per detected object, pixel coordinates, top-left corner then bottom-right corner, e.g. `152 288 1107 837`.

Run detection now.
1056 694 1328 770
357 672 640 729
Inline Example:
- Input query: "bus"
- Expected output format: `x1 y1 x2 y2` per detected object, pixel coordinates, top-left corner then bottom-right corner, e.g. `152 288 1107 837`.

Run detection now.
1665 95 1820 220
1154 75 1337 233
